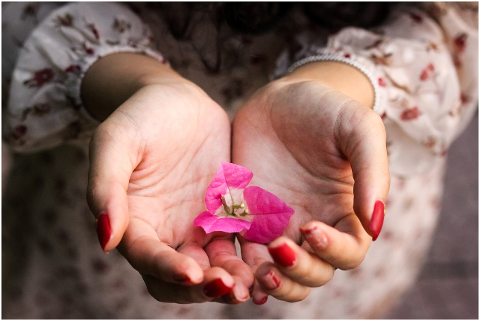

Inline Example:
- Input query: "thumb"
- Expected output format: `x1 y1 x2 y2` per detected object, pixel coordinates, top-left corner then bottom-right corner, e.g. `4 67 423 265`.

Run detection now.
339 105 390 241
87 123 138 253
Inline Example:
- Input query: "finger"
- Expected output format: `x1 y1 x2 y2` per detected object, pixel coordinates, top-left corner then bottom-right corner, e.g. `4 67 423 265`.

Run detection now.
267 236 334 287
87 123 138 252
255 262 311 302
337 104 390 240
300 217 371 270
118 217 204 285
143 267 235 304
250 279 269 305
237 236 272 303
205 235 254 304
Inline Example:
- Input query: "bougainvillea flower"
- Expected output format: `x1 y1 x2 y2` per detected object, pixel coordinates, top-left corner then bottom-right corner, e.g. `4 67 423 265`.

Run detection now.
194 162 295 244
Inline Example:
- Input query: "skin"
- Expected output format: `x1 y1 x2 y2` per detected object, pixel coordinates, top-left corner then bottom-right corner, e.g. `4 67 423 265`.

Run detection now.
82 53 390 304
232 62 390 302
82 53 252 303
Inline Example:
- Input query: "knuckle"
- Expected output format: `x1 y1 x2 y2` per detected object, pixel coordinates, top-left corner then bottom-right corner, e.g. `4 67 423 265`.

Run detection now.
339 252 366 270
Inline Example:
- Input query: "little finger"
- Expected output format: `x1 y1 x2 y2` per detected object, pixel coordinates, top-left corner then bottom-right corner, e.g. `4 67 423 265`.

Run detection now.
255 262 310 302
267 236 335 287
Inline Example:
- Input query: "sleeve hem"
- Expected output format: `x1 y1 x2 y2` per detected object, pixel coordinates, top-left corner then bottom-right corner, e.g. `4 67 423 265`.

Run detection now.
282 52 383 114
66 45 169 123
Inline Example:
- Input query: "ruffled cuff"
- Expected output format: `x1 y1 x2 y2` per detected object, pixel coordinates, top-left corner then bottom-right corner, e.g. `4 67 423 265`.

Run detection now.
274 47 384 115
5 2 167 152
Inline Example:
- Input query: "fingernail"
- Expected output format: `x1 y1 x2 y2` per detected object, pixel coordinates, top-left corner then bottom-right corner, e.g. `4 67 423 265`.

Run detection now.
253 296 268 305
173 274 194 285
222 290 240 304
268 243 296 267
203 278 233 298
96 213 112 253
260 270 281 290
370 200 385 241
301 225 328 249
222 288 249 304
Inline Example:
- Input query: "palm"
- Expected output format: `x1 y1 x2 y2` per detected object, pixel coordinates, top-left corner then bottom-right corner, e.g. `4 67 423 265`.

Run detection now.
90 83 252 302
233 81 384 244
109 84 229 250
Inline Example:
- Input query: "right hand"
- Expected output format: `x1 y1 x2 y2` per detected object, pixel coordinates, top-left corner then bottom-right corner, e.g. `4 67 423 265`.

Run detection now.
86 70 253 304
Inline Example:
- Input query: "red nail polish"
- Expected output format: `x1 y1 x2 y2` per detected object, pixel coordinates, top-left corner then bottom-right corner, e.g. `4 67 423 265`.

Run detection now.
203 278 233 298
253 296 268 305
301 225 328 249
96 213 112 252
263 270 281 290
268 243 296 267
370 200 385 241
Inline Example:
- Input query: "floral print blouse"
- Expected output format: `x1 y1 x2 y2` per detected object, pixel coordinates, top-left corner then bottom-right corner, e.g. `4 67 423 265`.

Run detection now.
3 2 477 176
2 2 477 319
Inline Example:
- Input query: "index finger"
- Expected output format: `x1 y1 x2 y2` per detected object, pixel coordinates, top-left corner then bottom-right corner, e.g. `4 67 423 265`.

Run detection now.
336 105 390 240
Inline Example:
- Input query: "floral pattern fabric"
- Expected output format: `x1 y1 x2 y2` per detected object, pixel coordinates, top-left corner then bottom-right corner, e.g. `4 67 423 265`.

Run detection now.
2 2 477 319
274 4 478 176
4 2 166 152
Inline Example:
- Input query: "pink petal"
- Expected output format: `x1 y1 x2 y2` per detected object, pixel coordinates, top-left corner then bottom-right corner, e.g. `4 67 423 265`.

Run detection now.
205 166 228 213
221 162 253 189
241 186 295 244
194 211 252 233
205 163 253 213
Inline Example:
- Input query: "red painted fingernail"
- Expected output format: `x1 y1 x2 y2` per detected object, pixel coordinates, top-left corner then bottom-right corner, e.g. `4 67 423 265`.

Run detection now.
203 278 233 298
301 225 328 249
268 243 296 267
96 213 112 253
253 296 268 305
222 288 249 304
370 200 385 241
262 270 281 290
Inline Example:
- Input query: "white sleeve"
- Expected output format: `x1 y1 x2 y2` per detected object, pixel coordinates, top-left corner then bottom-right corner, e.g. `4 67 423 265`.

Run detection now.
276 4 478 177
4 2 167 153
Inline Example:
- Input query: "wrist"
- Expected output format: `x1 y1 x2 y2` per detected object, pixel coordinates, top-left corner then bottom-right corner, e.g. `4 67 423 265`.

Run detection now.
281 61 375 109
81 53 188 121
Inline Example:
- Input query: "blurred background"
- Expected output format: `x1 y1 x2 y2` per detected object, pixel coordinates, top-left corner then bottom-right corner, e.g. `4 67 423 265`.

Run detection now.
388 112 478 318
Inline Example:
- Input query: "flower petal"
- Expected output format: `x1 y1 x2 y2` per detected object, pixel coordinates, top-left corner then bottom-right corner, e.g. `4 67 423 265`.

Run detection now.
241 186 295 244
221 162 253 189
205 162 253 213
194 211 252 233
205 166 228 213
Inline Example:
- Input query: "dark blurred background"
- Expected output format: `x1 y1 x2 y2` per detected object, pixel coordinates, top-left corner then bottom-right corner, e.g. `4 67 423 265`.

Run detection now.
388 112 478 319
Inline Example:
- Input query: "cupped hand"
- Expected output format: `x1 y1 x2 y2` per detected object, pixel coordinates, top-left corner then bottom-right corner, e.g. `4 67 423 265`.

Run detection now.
87 79 253 304
232 77 390 303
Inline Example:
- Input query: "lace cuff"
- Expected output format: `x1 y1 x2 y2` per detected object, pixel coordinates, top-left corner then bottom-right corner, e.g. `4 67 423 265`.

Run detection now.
283 51 382 114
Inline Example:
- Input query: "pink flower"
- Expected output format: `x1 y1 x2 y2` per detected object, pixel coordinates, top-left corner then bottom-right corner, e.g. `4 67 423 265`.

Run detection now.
194 162 295 244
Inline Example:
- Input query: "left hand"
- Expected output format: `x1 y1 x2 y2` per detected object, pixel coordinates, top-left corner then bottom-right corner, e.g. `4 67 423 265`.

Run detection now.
232 76 390 303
